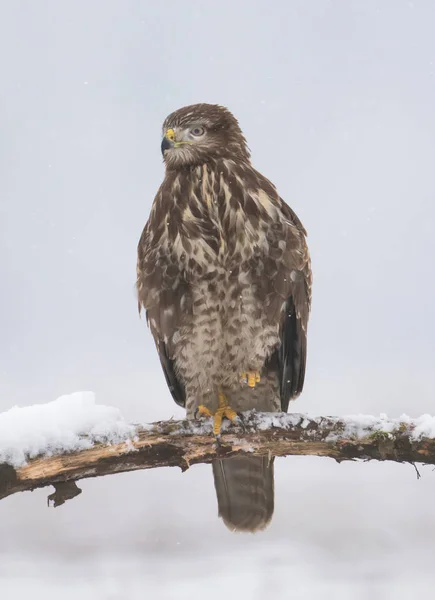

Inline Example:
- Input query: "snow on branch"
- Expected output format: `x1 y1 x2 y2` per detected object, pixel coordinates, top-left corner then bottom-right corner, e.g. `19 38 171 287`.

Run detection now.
1 393 435 506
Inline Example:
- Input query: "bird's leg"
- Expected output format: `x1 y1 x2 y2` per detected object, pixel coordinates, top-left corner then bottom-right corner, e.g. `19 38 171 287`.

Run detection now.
194 391 242 438
213 391 239 436
240 371 261 388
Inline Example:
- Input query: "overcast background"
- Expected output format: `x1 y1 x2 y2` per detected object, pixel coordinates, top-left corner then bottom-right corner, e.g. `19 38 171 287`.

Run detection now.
1 1 435 598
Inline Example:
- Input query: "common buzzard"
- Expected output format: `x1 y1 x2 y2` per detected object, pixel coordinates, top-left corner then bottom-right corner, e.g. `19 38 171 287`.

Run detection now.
137 104 311 532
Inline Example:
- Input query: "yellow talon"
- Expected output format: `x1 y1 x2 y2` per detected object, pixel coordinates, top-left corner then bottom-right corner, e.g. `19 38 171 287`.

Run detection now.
240 371 261 388
195 392 239 437
213 408 224 436
195 405 213 418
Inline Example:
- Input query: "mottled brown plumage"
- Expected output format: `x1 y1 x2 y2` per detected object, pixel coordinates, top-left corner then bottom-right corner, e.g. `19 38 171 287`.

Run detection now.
137 103 311 532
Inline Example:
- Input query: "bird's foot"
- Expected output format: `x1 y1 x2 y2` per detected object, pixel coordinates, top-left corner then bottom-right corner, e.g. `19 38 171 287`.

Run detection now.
194 405 214 419
194 392 244 439
212 404 240 437
240 371 261 388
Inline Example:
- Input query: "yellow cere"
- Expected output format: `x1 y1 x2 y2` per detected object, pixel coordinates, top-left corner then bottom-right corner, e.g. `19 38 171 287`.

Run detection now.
165 128 175 141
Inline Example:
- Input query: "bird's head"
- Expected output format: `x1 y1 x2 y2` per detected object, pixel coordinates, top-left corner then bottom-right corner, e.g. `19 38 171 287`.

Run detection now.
160 103 250 169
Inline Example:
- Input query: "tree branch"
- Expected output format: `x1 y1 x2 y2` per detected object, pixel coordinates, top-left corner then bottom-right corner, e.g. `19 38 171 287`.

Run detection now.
1 411 434 504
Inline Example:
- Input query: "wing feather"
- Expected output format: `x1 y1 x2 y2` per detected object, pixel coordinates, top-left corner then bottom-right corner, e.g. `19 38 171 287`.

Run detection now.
136 184 189 409
157 339 186 407
278 295 307 410
266 199 311 411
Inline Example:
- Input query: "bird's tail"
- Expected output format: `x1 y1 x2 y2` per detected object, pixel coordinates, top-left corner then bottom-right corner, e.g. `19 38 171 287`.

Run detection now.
212 456 275 532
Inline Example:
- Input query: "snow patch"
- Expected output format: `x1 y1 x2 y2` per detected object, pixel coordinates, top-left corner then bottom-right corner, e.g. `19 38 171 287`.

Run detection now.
409 414 435 441
255 412 302 431
0 392 136 468
329 413 435 442
340 413 397 439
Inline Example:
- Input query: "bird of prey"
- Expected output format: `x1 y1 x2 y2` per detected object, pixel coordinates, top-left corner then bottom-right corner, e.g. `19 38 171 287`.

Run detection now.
137 104 311 532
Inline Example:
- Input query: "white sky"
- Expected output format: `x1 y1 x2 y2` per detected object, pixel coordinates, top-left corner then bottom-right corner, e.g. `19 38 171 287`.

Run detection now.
1 1 435 598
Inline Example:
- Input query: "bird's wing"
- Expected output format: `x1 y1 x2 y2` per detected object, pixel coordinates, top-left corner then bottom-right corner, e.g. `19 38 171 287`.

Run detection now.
278 283 309 411
136 202 187 408
258 194 311 412
156 338 186 408
279 202 311 410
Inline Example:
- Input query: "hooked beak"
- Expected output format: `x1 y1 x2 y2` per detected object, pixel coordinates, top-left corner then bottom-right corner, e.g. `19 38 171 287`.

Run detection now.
161 128 175 155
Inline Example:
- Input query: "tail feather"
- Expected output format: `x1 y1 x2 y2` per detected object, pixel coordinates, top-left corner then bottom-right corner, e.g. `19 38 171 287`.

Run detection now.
212 456 275 532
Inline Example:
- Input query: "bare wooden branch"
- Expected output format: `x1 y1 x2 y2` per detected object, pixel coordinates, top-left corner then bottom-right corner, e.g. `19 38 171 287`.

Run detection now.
1 411 434 505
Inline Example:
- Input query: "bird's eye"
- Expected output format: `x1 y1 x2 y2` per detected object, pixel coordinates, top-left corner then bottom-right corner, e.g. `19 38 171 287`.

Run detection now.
190 126 205 137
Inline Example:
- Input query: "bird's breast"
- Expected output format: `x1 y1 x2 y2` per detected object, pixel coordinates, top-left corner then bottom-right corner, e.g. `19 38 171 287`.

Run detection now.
177 205 258 274
173 174 271 274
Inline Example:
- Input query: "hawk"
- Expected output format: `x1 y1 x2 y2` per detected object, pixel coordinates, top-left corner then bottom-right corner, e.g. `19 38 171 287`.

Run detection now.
137 104 311 532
